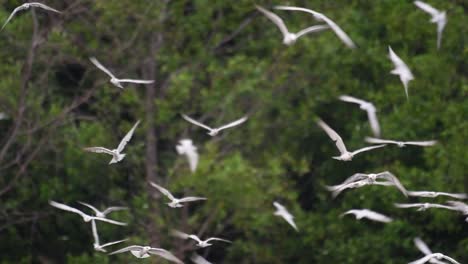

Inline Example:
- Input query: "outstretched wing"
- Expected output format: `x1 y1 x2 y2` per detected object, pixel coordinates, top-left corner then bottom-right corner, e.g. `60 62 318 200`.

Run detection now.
83 147 115 156
414 237 433 255
92 216 128 226
408 254 437 264
149 181 176 201
1 5 27 31
148 248 184 264
89 57 116 79
414 1 440 17
117 79 154 84
205 237 232 243
274 6 356 48
217 116 248 131
404 140 437 146
102 206 129 216
339 173 370 186
100 238 128 249
378 171 408 196
49 200 86 218
117 120 140 153
338 95 368 105
108 245 143 255
178 196 207 203
351 144 386 156
394 203 423 208
317 119 348 154
255 5 290 38
182 114 213 131
30 3 61 13
365 137 398 145
363 210 393 223
437 192 467 199
366 110 381 137
91 220 100 246
171 229 190 239
295 24 329 38
78 201 101 216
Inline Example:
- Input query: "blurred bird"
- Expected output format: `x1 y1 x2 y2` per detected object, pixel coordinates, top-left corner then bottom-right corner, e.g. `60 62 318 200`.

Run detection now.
1 2 61 31
49 201 127 225
78 202 128 218
89 57 154 89
182 114 248 136
394 202 457 212
83 120 140 164
109 245 183 263
91 220 127 252
365 137 437 148
407 191 467 200
317 119 386 161
176 139 199 172
171 230 232 248
409 253 460 264
255 5 329 46
388 46 414 100
149 181 206 208
414 1 447 49
273 5 356 48
191 253 213 264
273 201 298 231
446 201 468 221
341 209 393 223
339 95 380 137
413 237 449 264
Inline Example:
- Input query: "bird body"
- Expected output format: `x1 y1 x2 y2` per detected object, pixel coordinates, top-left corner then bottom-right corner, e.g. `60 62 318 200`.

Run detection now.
176 139 199 172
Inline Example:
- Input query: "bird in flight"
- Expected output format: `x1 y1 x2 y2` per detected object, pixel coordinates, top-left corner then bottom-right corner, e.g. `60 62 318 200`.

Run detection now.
407 191 466 200
49 201 127 225
171 230 232 248
414 1 447 50
339 95 380 137
273 5 356 48
341 209 393 223
91 220 127 252
176 139 199 172
317 119 386 161
182 114 248 136
109 245 183 263
413 237 449 264
365 137 437 148
255 5 329 46
273 202 298 231
78 202 128 218
83 120 140 164
388 46 414 100
409 253 460 264
89 57 154 89
446 201 468 222
149 181 206 208
1 2 61 31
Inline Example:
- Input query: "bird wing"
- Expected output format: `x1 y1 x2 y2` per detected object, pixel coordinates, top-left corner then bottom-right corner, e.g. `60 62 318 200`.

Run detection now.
116 79 155 84
49 200 87 218
437 192 467 199
394 203 423 208
148 248 184 264
366 110 381 138
1 5 26 31
295 24 329 38
255 5 290 38
338 95 368 105
171 229 190 239
102 206 129 216
273 201 285 211
378 171 408 196
216 116 248 131
351 144 386 155
78 201 102 216
403 140 437 146
83 147 115 156
317 119 348 154
29 2 61 13
178 197 207 203
408 254 437 264
414 237 433 255
91 219 100 246
364 137 397 145
414 1 440 17
363 210 393 223
100 238 128 249
149 181 176 201
92 216 127 226
439 254 461 264
339 173 370 186
108 245 143 255
117 120 140 153
89 57 116 79
388 46 406 69
188 234 203 243
330 181 366 198
205 237 232 243
191 253 213 264
182 114 213 131
274 6 356 48
408 191 432 197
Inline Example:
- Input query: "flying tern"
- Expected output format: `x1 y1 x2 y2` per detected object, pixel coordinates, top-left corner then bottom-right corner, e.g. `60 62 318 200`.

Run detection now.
273 201 298 231
91 220 127 252
149 181 206 208
182 114 248 136
171 230 231 248
409 253 460 264
109 245 183 263
341 209 393 223
388 46 414 100
1 2 61 31
78 202 128 218
49 201 127 225
176 139 199 172
414 1 447 50
365 137 437 148
339 95 380 137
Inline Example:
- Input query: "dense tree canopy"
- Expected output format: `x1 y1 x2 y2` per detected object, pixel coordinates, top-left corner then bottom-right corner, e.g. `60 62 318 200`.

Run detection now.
0 0 467 263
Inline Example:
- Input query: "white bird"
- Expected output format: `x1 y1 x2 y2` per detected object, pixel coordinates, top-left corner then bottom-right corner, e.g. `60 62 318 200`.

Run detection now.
191 253 213 264
182 114 248 136
171 230 231 248
407 191 467 200
83 120 140 164
78 201 128 218
338 95 380 137
89 57 154 89
149 181 206 208
91 220 127 253
1 2 61 31
273 201 298 231
255 5 329 46
414 1 447 50
388 46 414 100
413 237 449 264
317 119 386 161
341 209 393 223
176 139 199 172
394 202 457 212
49 201 127 225
365 137 437 148
409 253 460 264
109 245 183 263
273 5 356 48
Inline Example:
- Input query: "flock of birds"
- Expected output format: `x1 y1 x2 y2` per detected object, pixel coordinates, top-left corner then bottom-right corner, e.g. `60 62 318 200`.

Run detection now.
1 1 465 264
